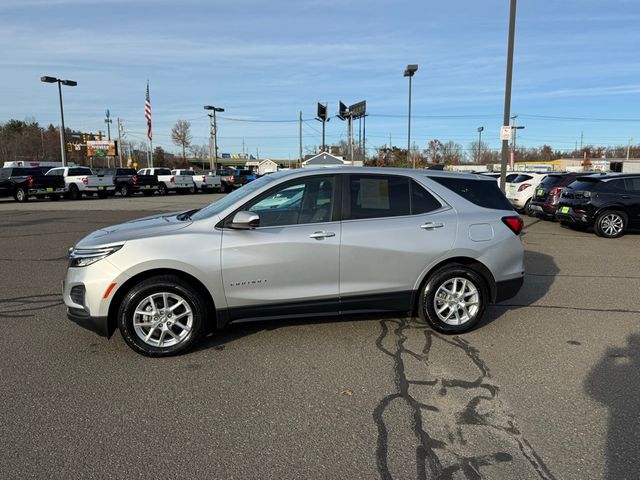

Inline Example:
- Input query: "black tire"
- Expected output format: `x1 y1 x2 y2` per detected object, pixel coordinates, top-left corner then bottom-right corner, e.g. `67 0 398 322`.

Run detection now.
158 183 168 195
117 275 207 357
594 210 627 238
69 184 81 200
523 199 534 217
224 184 232 193
190 185 197 194
142 190 153 196
13 188 28 202
418 264 488 334
49 194 60 201
120 183 130 197
97 191 108 199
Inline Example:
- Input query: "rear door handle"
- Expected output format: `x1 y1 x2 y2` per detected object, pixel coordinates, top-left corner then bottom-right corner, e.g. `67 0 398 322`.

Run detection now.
420 222 444 230
309 231 336 239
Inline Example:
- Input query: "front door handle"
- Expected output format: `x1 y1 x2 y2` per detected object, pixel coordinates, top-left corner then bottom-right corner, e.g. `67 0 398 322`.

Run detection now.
420 222 444 230
309 231 336 239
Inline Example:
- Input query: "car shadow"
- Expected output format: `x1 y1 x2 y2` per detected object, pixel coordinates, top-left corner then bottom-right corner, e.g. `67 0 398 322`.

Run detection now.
584 333 640 479
478 249 560 329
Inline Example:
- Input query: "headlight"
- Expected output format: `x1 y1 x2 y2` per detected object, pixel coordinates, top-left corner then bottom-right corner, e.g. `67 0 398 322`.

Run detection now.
68 245 123 267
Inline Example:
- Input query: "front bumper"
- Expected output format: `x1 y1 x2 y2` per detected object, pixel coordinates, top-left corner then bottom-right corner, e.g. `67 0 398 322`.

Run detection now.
63 259 127 337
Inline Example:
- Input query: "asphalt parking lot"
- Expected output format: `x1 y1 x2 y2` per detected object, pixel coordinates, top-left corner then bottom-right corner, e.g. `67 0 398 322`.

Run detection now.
1 195 639 480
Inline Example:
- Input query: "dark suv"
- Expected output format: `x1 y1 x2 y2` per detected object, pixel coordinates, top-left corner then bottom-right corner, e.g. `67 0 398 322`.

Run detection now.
556 174 640 238
530 172 581 218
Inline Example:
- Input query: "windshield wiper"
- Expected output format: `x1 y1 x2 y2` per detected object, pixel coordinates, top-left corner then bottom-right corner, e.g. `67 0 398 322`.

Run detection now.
176 209 200 221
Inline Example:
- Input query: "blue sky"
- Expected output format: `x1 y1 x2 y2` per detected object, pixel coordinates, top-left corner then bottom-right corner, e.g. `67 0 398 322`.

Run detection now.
1 0 639 158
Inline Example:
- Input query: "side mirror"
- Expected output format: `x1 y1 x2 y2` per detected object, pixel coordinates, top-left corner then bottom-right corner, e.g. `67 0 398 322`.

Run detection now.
230 211 260 229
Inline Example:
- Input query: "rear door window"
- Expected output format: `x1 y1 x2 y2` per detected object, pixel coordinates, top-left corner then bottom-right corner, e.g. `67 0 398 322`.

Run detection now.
511 174 533 183
70 167 93 176
346 175 410 220
624 178 640 193
539 175 563 186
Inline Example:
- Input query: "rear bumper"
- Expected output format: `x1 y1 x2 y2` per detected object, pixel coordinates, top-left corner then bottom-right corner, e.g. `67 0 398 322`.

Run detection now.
494 276 524 303
530 200 557 215
29 188 65 195
555 206 591 225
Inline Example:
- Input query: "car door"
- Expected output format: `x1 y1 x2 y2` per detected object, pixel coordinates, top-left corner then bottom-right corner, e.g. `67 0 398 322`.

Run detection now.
220 174 341 321
339 174 457 313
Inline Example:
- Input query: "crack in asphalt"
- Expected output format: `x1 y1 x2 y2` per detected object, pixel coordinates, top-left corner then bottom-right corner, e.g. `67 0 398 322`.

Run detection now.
373 317 556 480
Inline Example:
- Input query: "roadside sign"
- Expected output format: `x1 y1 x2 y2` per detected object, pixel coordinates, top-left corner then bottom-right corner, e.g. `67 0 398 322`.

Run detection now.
500 125 511 141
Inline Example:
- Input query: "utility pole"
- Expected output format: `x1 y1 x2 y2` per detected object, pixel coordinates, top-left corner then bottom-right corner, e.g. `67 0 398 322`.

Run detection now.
627 138 634 161
348 114 354 166
500 0 517 192
299 111 303 166
117 118 124 167
404 64 418 167
363 114 367 163
580 130 584 151
204 105 224 171
510 115 525 169
477 126 484 163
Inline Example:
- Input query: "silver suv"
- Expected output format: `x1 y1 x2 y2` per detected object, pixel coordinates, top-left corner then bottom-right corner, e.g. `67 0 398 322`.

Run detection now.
64 168 525 356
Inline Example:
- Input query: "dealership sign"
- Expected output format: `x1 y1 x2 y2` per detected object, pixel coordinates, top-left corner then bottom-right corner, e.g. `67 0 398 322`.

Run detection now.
87 140 117 157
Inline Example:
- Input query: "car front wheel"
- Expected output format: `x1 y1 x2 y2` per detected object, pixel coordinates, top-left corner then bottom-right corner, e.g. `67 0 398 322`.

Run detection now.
117 275 207 356
595 211 627 238
418 265 487 334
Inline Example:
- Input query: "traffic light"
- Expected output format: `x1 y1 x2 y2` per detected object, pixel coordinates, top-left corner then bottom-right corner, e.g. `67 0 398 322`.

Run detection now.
66 142 72 153
337 101 348 120
316 102 327 121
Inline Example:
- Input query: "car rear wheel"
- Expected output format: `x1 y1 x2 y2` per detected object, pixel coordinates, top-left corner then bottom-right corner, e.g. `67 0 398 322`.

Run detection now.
158 183 168 195
117 275 207 357
524 199 534 216
418 265 487 334
13 188 28 202
119 184 130 197
595 211 627 238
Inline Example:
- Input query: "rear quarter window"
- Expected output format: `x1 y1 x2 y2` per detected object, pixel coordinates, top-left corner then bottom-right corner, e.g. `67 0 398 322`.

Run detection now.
511 174 533 183
430 176 513 211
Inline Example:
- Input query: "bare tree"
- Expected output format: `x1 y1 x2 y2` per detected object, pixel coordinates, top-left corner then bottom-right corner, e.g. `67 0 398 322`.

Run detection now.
171 120 192 162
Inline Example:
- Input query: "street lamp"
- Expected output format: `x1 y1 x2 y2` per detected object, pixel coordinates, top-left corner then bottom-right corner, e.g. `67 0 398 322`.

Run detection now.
41 76 77 167
477 126 484 163
404 64 418 167
204 105 224 171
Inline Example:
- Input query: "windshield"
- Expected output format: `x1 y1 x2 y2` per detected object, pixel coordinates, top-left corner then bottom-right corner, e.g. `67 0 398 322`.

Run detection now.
191 174 276 221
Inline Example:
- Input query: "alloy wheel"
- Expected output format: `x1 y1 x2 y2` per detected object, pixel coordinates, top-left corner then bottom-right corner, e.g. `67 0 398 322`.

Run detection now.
433 277 480 326
132 292 194 348
600 213 624 237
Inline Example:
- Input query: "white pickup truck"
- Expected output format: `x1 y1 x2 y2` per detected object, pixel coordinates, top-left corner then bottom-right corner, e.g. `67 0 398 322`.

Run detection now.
45 166 115 200
172 169 222 193
138 167 193 195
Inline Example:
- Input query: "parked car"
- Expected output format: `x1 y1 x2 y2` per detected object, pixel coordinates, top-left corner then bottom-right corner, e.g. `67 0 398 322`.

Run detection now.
138 167 193 195
45 166 115 199
556 174 640 238
236 169 257 183
216 168 246 192
172 169 222 193
529 173 582 218
504 172 548 215
0 166 65 202
96 168 159 197
64 168 525 356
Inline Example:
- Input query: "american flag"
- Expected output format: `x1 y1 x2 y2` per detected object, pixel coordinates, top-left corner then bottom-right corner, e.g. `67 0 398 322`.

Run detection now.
144 81 152 141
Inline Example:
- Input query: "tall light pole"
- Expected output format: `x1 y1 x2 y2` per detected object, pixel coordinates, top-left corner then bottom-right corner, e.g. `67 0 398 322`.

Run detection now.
500 0 517 192
404 64 418 167
204 105 224 171
41 76 77 167
477 126 484 163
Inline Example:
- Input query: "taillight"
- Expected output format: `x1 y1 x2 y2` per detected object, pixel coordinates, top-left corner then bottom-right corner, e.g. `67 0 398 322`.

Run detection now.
574 208 586 215
502 216 524 235
132 175 138 185
27 175 34 188
82 177 88 185
550 187 562 196
202 176 206 182
170 176 175 183
518 183 531 192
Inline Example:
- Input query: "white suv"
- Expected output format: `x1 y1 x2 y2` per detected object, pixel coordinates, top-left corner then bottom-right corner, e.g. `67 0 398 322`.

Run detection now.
505 172 548 215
